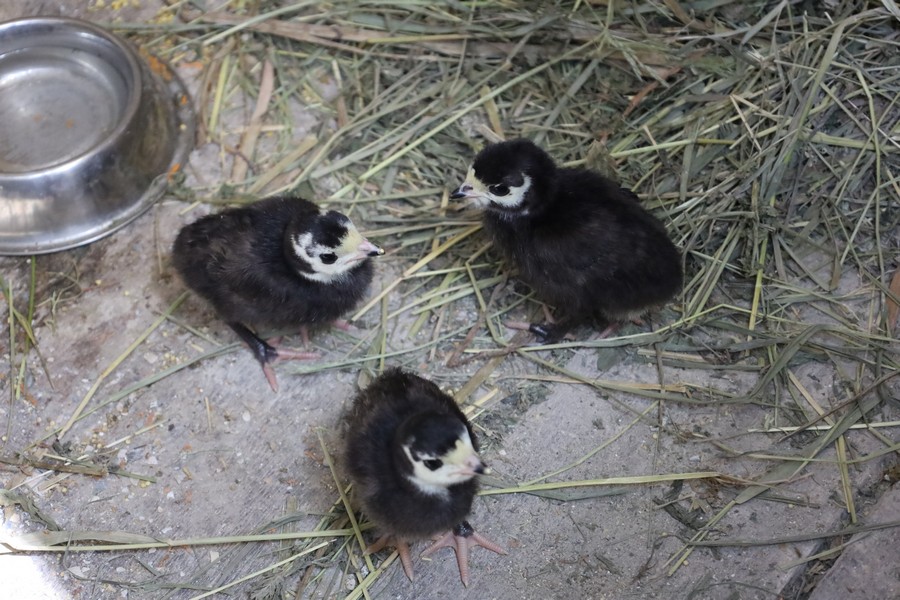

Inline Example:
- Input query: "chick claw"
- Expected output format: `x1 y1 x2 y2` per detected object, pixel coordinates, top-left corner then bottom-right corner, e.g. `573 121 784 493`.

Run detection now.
422 521 506 587
365 535 415 581
260 346 319 392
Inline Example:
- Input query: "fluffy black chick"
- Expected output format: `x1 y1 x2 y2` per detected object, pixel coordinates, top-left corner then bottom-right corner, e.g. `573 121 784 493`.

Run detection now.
172 196 383 391
452 139 682 342
344 368 505 586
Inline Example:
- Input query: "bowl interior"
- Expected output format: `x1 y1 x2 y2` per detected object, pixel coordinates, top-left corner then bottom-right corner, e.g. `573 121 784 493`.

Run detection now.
0 24 135 173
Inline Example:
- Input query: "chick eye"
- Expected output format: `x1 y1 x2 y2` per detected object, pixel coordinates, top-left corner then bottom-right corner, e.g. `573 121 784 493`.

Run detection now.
423 459 443 471
320 252 338 265
489 184 510 196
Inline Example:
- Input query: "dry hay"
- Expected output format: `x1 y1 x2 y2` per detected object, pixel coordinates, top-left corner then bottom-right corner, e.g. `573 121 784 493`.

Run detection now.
3 1 899 598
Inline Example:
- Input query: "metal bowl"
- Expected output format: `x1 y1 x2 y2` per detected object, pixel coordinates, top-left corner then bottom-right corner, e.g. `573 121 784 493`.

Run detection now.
0 16 195 255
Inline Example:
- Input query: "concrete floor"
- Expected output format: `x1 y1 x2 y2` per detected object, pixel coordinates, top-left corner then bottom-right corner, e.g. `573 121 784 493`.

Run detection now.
2 2 899 600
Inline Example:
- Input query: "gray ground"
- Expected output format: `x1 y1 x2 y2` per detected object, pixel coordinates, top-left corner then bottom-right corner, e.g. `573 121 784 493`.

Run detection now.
2 2 899 600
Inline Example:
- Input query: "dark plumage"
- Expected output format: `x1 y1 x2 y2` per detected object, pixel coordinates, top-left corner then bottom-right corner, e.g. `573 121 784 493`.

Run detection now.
452 138 682 341
172 196 383 391
344 368 505 586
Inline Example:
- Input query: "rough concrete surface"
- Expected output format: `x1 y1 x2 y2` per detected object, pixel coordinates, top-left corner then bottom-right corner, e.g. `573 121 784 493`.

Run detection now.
2 2 899 600
807 482 900 600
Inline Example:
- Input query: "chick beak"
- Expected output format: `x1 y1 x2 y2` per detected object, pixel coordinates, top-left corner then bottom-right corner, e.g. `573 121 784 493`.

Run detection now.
356 239 384 259
450 184 473 200
458 453 488 477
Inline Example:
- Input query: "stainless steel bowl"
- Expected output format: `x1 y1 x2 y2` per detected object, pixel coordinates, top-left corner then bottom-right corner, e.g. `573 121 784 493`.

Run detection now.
0 16 195 255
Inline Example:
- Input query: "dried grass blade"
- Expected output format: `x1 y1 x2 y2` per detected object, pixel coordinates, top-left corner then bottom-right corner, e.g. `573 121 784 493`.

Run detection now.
745 324 835 400
55 343 240 440
788 370 857 522
231 59 275 185
54 292 188 441
188 540 331 600
736 384 886 506
684 227 740 317
666 500 736 575
248 134 318 195
881 0 900 18
4 276 15 439
668 381 887 576
359 41 594 180
740 0 787 45
480 85 504 139
351 225 481 321
688 519 900 548
887 267 900 334
776 537 861 571
761 9 875 201
200 4 313 46
208 53 231 135
1 528 358 554
523 402 658 486
344 552 399 600
315 429 378 578
480 471 719 496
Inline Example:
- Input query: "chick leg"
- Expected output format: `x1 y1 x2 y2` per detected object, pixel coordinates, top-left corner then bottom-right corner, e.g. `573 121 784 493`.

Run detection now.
504 318 573 343
331 319 352 331
526 320 573 342
595 321 621 339
228 322 318 392
505 305 575 342
422 520 506 587
504 304 552 330
296 320 351 347
364 535 415 581
594 316 643 339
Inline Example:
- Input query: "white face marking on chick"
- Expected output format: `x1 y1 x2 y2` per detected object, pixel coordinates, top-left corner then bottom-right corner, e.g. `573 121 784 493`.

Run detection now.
403 428 482 497
458 167 532 214
291 224 368 284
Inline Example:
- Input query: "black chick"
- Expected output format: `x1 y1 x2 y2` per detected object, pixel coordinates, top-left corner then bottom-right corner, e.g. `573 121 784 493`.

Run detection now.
451 138 682 342
172 196 383 392
344 368 505 586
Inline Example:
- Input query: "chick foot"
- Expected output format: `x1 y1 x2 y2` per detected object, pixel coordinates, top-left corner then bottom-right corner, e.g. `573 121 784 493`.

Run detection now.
422 520 506 587
228 322 319 392
364 534 415 581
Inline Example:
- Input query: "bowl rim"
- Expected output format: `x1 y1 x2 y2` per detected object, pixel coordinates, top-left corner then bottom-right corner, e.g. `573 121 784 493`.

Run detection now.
0 16 144 179
0 16 196 255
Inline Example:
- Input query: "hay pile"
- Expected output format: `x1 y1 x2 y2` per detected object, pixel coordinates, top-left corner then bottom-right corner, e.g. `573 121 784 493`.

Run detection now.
4 1 898 597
